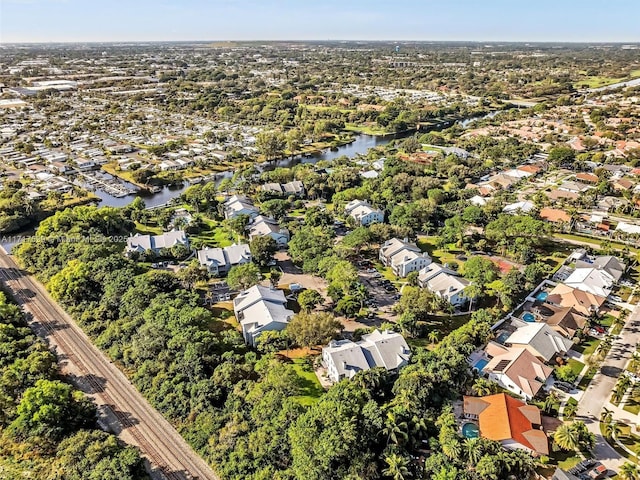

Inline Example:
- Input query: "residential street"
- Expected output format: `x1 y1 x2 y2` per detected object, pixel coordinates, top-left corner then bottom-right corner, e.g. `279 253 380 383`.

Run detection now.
576 301 640 472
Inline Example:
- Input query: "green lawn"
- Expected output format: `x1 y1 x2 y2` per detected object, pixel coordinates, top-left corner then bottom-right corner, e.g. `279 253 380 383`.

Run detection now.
572 336 601 357
578 367 598 390
416 237 465 270
189 218 236 248
291 358 325 406
344 122 391 136
420 314 472 337
550 448 583 470
616 425 640 459
624 392 640 415
565 359 586 378
134 222 163 236
555 233 640 256
573 75 626 89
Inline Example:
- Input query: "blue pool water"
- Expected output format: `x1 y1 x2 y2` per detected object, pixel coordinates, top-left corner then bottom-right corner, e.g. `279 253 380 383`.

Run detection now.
537 292 549 302
473 358 489 372
462 422 480 439
496 332 510 344
522 312 535 322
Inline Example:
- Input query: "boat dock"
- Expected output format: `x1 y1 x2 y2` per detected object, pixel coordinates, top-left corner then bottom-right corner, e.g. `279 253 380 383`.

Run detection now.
75 171 138 198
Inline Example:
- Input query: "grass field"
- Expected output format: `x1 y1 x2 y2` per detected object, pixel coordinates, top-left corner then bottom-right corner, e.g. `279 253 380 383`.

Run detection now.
291 358 325 406
573 75 626 89
189 218 236 248
344 122 391 136
416 237 465 270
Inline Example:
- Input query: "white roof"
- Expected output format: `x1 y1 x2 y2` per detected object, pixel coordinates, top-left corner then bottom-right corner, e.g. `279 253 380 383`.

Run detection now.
616 221 640 234
564 267 614 297
505 323 573 362
126 230 188 252
323 330 411 379
503 201 535 214
233 284 287 313
470 195 487 206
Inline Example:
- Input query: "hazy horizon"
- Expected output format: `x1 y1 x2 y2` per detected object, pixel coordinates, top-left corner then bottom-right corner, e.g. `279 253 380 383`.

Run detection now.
2 0 640 44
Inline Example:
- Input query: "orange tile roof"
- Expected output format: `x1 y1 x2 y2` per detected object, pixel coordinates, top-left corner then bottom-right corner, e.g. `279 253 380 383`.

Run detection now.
576 173 599 183
518 165 541 175
540 208 571 223
463 394 548 455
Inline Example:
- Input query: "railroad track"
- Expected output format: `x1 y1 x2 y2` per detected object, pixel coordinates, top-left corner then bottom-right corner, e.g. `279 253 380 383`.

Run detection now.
0 252 219 480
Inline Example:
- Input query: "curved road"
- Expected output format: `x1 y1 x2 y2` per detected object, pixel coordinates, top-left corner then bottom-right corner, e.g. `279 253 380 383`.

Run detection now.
0 249 219 480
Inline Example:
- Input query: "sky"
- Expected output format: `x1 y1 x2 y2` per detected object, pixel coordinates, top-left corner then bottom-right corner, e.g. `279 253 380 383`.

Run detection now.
1 0 640 44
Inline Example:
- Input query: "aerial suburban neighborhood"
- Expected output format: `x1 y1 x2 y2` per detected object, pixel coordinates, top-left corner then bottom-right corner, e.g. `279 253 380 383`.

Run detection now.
1 3 640 479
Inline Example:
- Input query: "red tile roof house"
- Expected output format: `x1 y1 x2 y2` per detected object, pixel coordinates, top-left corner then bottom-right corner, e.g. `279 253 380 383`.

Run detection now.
539 208 571 224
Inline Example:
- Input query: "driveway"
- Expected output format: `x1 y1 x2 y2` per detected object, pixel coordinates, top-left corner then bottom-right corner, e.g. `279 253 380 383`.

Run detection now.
576 300 640 472
273 251 329 299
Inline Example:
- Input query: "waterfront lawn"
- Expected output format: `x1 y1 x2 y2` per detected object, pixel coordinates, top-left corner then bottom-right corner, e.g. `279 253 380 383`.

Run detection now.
291 358 324 406
344 122 390 136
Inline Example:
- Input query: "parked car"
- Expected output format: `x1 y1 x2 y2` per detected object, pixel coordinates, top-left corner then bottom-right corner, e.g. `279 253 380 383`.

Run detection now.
554 383 572 393
609 295 623 303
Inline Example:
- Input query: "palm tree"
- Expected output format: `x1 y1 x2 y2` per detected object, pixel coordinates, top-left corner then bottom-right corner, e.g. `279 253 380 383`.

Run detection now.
441 437 461 460
603 420 622 440
428 330 440 346
554 423 579 451
380 412 408 446
600 407 613 424
463 437 483 465
563 401 578 420
472 378 493 397
382 453 411 480
543 392 559 414
619 462 640 480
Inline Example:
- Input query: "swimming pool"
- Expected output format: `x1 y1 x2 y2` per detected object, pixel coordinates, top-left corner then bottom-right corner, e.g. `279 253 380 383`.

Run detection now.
496 332 510 344
536 292 548 302
473 358 489 372
462 422 480 439
522 312 535 322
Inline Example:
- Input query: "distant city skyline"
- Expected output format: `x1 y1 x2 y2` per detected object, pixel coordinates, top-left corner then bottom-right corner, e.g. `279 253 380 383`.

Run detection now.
2 0 640 44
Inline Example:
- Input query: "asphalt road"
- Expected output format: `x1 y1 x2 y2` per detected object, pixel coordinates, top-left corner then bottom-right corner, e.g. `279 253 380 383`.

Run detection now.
576 301 640 472
0 249 219 480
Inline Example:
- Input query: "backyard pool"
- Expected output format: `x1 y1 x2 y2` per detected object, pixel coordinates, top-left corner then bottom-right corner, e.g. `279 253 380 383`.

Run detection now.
522 312 535 322
496 332 510 344
462 422 480 439
536 292 548 302
473 358 489 372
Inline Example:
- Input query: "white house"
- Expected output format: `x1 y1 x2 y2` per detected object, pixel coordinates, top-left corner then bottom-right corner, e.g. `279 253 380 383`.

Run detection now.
344 199 384 226
482 342 553 401
505 321 574 363
418 263 470 306
197 243 252 275
247 215 289 247
379 238 431 277
322 330 411 383
233 285 294 346
125 230 189 256
224 195 260 220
